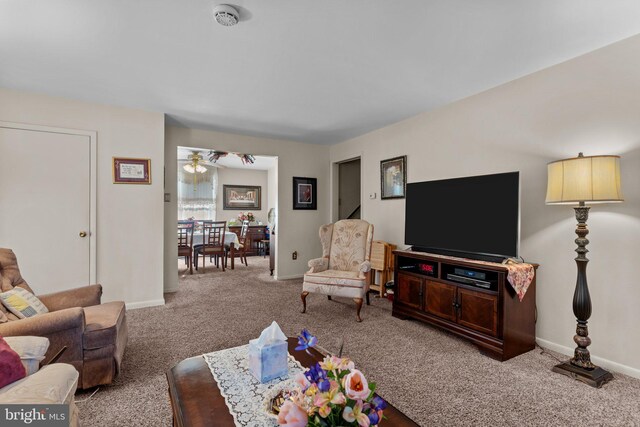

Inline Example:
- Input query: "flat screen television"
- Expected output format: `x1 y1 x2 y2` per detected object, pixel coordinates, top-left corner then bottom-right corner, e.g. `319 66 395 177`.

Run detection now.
404 172 520 262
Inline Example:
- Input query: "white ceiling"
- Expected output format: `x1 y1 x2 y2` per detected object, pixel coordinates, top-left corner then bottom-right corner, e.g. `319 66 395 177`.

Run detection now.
177 146 276 170
2 1 640 144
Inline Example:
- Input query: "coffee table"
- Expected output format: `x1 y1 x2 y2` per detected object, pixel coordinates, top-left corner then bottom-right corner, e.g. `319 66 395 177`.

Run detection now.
167 338 419 426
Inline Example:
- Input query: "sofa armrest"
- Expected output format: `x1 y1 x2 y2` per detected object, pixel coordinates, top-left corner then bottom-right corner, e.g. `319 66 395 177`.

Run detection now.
0 308 85 337
0 308 86 366
38 284 102 311
307 257 329 273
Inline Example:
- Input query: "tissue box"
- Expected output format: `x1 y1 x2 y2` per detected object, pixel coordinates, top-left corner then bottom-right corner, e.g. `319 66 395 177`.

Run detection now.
248 338 288 383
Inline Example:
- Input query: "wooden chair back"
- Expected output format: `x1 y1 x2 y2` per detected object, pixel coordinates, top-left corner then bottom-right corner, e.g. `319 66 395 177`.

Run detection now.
238 220 250 247
177 220 195 249
202 221 226 253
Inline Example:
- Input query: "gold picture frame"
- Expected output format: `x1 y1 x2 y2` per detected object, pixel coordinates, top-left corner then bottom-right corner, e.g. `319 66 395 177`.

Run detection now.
113 157 151 184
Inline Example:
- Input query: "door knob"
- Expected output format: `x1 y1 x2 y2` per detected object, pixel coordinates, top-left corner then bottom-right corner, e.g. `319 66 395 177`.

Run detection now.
79 231 87 238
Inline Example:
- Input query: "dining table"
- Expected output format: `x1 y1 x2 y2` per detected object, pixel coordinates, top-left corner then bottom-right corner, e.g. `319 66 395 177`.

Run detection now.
191 231 241 270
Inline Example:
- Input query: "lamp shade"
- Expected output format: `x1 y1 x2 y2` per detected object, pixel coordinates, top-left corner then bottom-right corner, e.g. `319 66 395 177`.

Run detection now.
546 153 623 204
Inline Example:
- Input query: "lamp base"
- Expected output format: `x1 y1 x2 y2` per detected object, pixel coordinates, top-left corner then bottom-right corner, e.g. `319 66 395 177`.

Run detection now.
552 361 614 388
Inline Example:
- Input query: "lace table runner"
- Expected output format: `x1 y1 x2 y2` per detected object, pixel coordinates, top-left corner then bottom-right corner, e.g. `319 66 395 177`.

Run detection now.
203 345 305 427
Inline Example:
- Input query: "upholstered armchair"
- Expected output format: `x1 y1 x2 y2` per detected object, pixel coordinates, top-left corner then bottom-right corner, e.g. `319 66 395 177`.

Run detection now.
0 248 128 389
301 220 374 322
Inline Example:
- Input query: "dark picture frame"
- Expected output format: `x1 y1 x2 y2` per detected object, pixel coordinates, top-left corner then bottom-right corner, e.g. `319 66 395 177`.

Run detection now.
223 185 261 210
380 155 407 199
293 177 317 210
113 157 151 184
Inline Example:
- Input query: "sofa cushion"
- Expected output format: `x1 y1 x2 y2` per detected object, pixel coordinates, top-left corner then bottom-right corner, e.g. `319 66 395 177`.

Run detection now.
0 363 78 405
304 270 366 288
83 301 126 350
5 336 50 375
0 336 26 389
0 288 49 319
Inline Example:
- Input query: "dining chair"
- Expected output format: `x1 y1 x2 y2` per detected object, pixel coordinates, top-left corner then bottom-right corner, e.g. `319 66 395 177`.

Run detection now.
226 220 249 268
193 221 227 272
177 220 195 274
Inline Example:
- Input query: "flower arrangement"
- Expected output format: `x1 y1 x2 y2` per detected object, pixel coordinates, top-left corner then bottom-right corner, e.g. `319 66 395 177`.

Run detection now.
237 212 255 223
277 330 386 427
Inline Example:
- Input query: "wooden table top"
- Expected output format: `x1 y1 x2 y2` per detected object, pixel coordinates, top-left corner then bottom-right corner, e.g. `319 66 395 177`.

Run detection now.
166 338 419 427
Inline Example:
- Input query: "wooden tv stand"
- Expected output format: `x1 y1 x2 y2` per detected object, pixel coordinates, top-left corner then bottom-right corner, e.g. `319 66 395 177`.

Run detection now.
392 250 538 361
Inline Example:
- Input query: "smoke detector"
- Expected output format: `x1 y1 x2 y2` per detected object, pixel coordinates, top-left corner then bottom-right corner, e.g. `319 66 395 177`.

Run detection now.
213 5 239 26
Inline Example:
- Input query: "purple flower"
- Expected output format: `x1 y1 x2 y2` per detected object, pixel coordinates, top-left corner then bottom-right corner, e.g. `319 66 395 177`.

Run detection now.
295 329 318 353
371 396 387 411
368 411 380 425
305 363 327 384
317 379 331 393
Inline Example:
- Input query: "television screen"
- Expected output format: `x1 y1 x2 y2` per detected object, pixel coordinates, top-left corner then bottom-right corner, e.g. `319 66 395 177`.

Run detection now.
404 172 519 259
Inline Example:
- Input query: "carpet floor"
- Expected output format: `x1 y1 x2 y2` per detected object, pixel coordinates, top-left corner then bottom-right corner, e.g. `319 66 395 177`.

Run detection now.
77 258 640 426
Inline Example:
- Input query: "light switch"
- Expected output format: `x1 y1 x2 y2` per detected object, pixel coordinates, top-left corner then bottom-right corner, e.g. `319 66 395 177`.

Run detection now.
164 193 171 202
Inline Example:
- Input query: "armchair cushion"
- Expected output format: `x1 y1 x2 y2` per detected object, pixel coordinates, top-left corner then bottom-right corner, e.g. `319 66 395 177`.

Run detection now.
4 336 49 375
307 257 329 273
0 288 49 319
304 270 366 289
0 307 85 338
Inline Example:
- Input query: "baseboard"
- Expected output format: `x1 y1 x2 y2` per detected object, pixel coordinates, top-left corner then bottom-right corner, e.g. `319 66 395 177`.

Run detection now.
274 274 303 281
164 287 179 293
536 338 640 380
125 299 165 310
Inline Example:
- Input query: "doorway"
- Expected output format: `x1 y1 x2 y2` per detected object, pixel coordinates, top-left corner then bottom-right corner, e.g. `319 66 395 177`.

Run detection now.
338 158 361 220
0 122 97 291
175 147 278 278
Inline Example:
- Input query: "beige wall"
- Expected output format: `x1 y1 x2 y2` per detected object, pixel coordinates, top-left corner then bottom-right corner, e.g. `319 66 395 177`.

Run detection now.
215 168 269 224
330 35 640 376
165 126 329 290
0 88 165 308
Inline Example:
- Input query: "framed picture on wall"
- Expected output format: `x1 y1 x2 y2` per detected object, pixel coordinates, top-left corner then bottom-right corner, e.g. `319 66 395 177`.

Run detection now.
223 185 261 210
113 157 151 184
293 177 317 210
380 155 406 199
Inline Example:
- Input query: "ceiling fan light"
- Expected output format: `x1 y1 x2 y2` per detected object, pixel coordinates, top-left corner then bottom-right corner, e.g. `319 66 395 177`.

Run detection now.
183 164 195 173
195 164 207 173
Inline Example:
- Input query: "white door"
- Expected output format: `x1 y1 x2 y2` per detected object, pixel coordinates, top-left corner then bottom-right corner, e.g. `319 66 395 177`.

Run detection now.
0 123 96 293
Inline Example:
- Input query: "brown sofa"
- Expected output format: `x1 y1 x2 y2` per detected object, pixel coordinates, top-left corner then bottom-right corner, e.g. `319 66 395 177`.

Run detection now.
0 248 128 389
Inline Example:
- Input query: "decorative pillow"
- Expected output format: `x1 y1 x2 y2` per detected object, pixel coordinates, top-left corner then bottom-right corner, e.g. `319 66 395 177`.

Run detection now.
0 336 27 389
4 336 50 376
0 288 49 319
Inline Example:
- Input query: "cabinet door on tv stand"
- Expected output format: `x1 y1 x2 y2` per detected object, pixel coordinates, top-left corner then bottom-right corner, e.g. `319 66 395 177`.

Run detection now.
425 281 457 322
396 273 423 310
458 288 498 337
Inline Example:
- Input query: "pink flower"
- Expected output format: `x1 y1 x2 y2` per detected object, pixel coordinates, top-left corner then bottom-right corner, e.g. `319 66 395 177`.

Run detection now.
343 400 370 427
318 404 331 418
277 401 307 427
294 372 310 391
343 369 370 400
313 380 345 407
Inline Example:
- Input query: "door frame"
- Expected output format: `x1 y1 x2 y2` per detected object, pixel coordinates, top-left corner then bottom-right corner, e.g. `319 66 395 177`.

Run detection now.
0 121 98 283
331 155 363 222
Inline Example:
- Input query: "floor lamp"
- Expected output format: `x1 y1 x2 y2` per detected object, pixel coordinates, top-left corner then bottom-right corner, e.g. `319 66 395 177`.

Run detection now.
545 153 623 388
